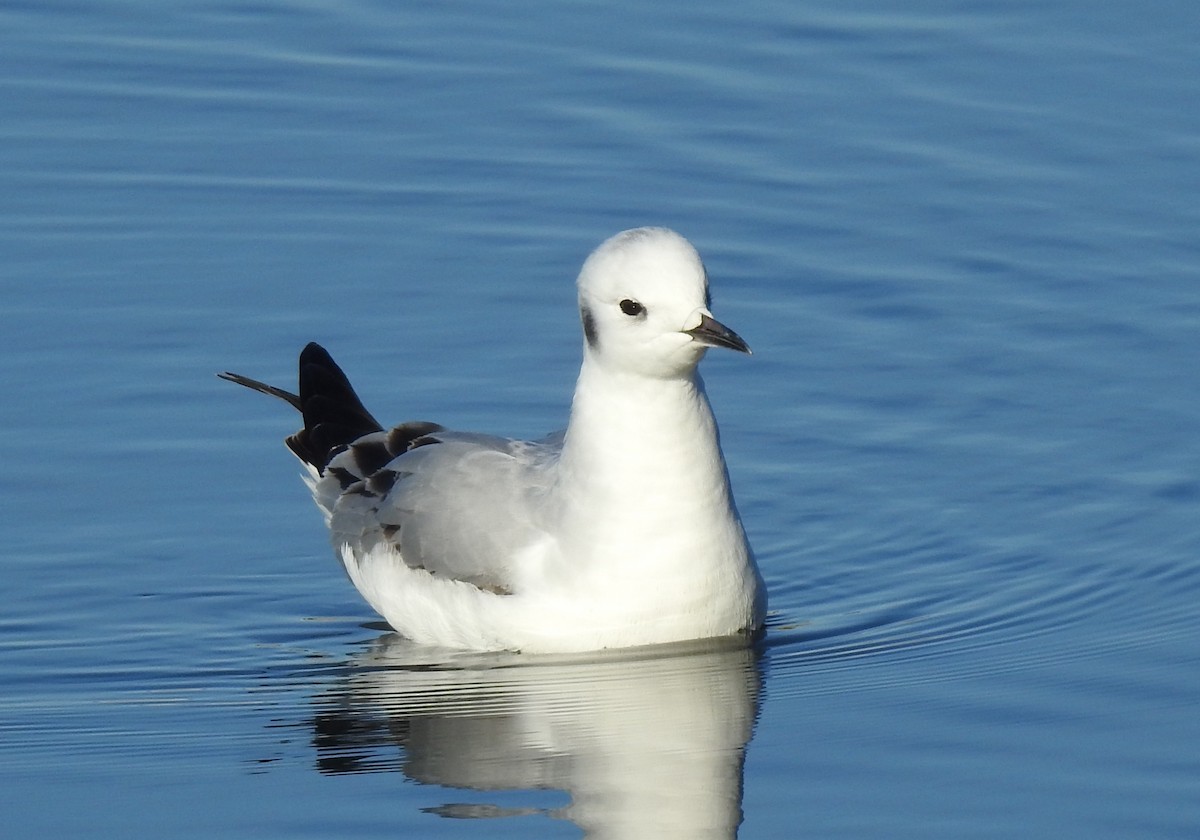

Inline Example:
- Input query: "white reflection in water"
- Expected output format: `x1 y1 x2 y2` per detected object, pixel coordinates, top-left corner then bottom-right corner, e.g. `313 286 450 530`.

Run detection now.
307 636 763 838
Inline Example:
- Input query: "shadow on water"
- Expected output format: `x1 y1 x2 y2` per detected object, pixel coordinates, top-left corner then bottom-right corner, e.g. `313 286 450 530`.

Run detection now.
246 521 1200 836
253 534 1171 836
281 635 763 838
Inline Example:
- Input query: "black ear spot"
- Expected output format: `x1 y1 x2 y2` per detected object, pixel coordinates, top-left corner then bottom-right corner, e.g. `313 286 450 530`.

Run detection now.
619 299 644 317
581 304 599 349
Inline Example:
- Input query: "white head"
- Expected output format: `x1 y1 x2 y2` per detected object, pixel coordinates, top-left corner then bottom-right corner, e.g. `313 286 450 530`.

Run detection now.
576 227 750 379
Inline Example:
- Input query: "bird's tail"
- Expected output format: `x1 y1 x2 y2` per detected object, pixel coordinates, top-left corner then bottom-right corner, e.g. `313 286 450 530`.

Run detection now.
220 342 383 473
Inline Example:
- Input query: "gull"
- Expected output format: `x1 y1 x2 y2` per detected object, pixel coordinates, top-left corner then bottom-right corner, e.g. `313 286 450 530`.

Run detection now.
220 227 765 652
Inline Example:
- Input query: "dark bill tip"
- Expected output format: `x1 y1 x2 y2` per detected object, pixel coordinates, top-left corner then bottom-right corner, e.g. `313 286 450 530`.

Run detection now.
683 313 752 354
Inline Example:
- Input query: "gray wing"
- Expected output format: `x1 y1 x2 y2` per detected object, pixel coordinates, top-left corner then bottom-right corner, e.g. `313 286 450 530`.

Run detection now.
322 427 562 593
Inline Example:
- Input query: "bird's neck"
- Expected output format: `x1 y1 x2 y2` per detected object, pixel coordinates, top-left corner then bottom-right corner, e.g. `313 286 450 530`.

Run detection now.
549 355 758 625
557 358 732 511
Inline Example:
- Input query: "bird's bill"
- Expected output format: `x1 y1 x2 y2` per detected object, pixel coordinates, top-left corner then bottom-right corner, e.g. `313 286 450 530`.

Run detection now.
683 313 752 354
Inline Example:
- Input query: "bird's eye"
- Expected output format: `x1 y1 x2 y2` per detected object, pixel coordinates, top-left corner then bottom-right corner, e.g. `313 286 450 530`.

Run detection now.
619 299 645 317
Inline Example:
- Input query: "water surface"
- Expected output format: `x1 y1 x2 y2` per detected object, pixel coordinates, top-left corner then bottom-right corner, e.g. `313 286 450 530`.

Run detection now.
2 1 1198 837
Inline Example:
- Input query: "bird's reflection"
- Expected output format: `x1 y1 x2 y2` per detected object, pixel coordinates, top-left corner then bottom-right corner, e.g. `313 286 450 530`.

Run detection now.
307 634 764 838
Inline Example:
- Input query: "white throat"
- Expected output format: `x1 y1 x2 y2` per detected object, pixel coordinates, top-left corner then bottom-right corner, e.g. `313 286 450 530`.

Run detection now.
555 353 742 562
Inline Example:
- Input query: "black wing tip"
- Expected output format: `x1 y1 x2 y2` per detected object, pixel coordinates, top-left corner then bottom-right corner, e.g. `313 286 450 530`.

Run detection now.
298 341 349 375
222 342 386 474
294 343 384 473
218 370 302 410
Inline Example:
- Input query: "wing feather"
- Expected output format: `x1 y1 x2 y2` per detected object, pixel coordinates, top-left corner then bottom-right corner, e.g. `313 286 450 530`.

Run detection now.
324 429 560 593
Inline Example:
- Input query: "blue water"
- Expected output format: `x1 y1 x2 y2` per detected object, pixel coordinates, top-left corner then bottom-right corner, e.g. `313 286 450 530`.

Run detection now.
3 1 1198 836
